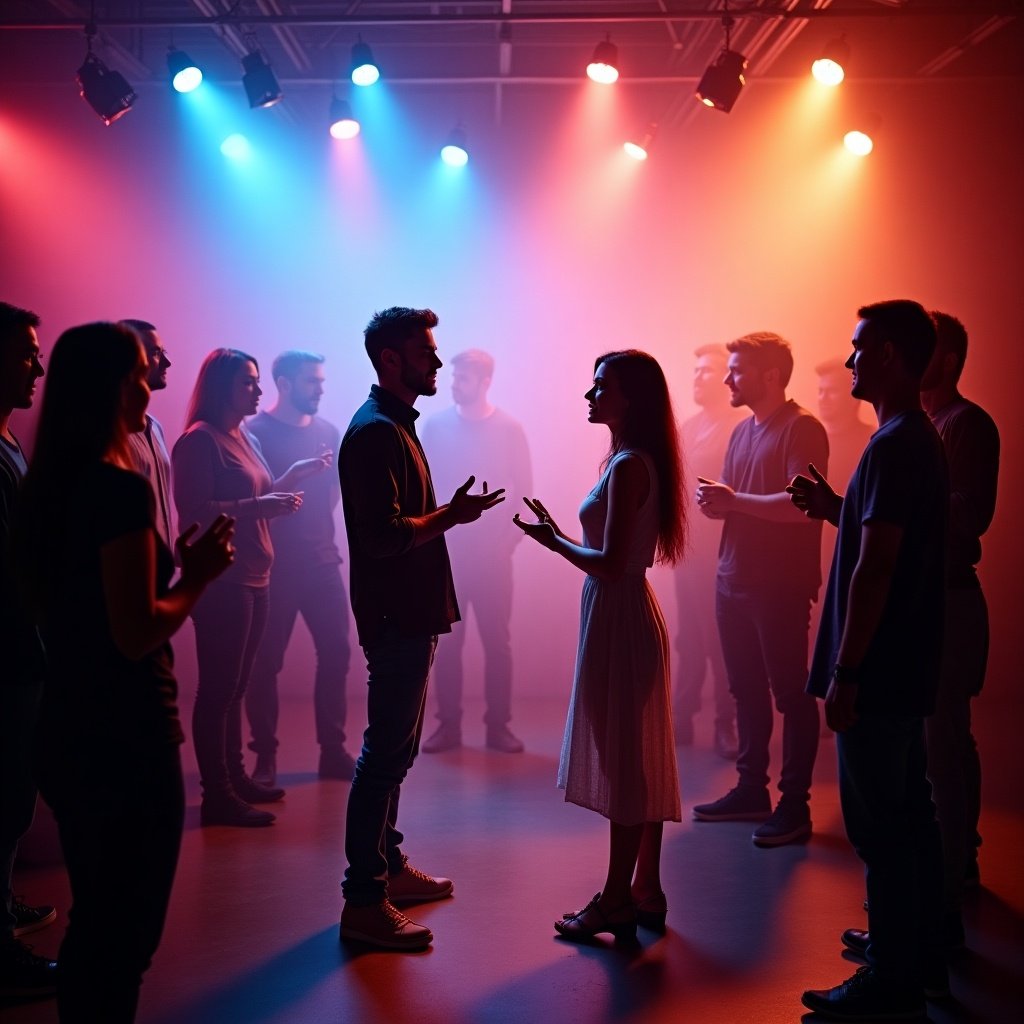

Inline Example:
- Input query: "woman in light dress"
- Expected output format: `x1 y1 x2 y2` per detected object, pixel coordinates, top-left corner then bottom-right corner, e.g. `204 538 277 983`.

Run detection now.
515 349 686 942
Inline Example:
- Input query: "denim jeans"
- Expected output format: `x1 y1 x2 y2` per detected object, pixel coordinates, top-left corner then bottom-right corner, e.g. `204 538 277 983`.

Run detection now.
715 582 819 801
674 564 734 723
246 560 351 756
837 714 944 986
342 627 437 906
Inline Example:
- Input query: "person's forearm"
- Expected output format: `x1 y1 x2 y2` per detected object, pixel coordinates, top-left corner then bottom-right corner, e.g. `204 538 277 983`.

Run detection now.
548 535 625 582
408 505 457 547
733 491 817 524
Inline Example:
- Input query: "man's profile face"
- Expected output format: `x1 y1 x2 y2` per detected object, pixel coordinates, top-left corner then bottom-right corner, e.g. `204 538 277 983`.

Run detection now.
693 354 726 408
0 325 45 410
846 319 886 402
138 328 171 392
724 351 766 410
396 329 442 397
286 362 326 415
452 365 488 408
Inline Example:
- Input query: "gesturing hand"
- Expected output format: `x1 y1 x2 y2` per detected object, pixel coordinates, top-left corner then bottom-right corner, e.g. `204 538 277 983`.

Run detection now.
260 492 304 518
824 677 859 733
695 476 733 519
787 463 840 522
177 514 235 587
512 496 559 550
447 476 506 525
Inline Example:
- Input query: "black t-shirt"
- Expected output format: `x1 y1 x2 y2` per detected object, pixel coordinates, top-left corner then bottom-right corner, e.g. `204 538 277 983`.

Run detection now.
808 411 948 716
39 461 182 751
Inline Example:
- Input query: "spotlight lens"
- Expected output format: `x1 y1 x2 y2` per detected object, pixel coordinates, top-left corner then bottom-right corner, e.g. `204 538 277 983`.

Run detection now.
352 64 380 87
172 66 203 93
221 133 252 160
330 118 361 140
623 141 648 161
586 62 619 85
441 144 469 167
812 58 845 87
844 130 873 156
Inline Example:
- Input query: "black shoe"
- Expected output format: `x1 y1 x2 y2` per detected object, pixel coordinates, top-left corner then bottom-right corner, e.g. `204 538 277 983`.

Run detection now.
11 898 57 938
554 893 637 944
752 798 812 847
252 752 277 787
232 773 285 803
693 785 771 822
0 938 58 998
486 725 524 753
200 794 276 828
319 748 357 780
841 927 870 958
801 965 925 1020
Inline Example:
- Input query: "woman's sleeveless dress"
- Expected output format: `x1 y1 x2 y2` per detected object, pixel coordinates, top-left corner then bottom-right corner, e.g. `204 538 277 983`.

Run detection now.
557 450 681 825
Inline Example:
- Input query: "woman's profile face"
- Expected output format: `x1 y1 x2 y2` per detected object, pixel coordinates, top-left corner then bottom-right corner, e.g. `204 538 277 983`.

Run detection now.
120 344 151 434
229 359 262 420
584 360 628 430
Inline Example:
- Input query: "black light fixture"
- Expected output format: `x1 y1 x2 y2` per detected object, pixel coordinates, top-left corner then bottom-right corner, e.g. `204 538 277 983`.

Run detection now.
329 96 360 139
695 2 748 113
168 47 203 93
351 39 380 87
586 35 619 85
241 48 282 108
77 23 136 126
812 34 850 86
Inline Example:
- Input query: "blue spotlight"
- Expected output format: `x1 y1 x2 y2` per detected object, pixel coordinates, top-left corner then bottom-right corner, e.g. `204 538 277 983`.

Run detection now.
351 40 380 87
220 133 252 160
440 127 469 167
329 96 360 139
168 48 202 93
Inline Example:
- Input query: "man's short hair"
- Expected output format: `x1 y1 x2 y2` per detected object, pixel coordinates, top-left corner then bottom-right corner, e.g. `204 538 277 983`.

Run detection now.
930 311 969 383
726 331 794 387
364 307 439 371
0 302 41 349
451 348 494 378
814 357 848 378
272 349 325 382
119 318 156 335
857 300 936 379
694 343 729 362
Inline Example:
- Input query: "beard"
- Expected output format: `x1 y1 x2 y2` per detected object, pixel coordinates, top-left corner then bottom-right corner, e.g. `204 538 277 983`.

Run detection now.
401 362 437 396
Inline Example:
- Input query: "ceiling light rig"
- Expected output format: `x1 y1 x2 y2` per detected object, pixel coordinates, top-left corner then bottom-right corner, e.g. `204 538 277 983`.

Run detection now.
76 22 137 126
241 44 282 109
168 47 202 94
440 126 469 167
586 35 620 85
812 34 850 87
351 39 380 87
329 96 360 139
624 123 658 161
695 1 748 114
844 114 880 157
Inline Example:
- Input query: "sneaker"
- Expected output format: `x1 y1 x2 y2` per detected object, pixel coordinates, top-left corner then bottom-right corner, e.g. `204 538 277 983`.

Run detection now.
12 899 56 938
713 718 738 761
801 965 925 1020
387 857 454 906
486 725 524 753
693 785 771 822
752 799 812 847
232 774 285 803
200 794 276 828
0 938 58 998
339 899 432 951
319 748 357 780
422 723 462 754
252 752 276 787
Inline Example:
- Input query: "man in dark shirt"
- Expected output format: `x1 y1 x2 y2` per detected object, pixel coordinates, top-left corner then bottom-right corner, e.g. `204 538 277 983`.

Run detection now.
0 301 57 998
693 333 828 847
338 307 504 951
793 300 948 1021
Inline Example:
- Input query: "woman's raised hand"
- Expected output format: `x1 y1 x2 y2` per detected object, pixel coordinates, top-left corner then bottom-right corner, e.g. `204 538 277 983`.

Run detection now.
513 496 559 550
260 492 304 518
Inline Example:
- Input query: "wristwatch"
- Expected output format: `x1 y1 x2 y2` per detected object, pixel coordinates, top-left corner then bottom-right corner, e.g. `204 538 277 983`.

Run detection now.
832 664 860 686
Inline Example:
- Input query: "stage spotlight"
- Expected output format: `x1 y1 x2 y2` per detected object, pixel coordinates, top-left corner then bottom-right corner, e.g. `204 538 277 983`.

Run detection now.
440 127 469 167
696 49 747 112
844 129 873 156
220 133 252 160
168 48 202 93
241 49 282 108
624 123 657 161
329 96 360 139
587 36 619 85
351 40 380 87
812 35 849 86
77 31 137 126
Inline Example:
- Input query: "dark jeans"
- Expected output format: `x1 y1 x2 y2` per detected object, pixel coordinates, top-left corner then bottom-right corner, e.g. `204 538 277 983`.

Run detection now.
39 744 184 1023
674 564 734 723
191 581 269 799
246 560 350 756
926 586 988 912
0 680 42 940
342 627 437 906
432 556 512 727
715 581 819 801
837 714 943 986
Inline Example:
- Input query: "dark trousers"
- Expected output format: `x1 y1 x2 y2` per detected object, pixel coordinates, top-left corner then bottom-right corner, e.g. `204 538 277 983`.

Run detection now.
432 557 512 727
191 581 269 799
716 582 819 801
246 560 350 756
674 565 734 723
837 714 944 987
0 680 42 940
926 586 988 912
39 744 184 1023
342 628 437 906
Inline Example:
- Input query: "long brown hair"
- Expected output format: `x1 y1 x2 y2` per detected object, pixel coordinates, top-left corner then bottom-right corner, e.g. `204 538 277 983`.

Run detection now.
595 349 687 566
